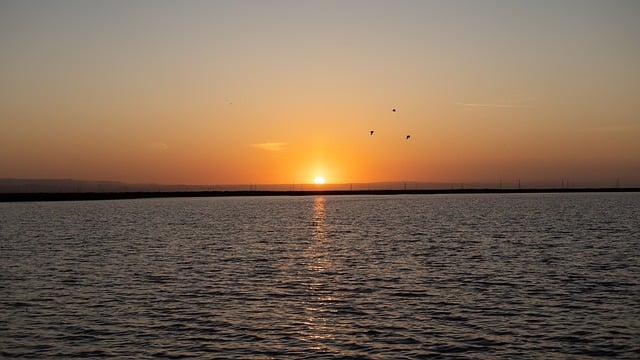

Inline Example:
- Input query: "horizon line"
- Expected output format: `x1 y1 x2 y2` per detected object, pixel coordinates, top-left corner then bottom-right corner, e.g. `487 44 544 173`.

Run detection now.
2 187 639 203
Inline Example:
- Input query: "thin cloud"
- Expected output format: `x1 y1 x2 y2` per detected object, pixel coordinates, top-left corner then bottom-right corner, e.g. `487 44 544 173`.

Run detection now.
251 142 287 152
146 141 168 152
455 102 528 109
580 125 638 133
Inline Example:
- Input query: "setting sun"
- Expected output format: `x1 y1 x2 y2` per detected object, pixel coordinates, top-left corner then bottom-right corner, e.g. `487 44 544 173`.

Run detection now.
313 176 326 185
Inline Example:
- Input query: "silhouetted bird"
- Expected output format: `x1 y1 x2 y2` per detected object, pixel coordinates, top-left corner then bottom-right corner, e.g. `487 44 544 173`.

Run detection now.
370 130 374 135
392 108 397 112
406 135 411 140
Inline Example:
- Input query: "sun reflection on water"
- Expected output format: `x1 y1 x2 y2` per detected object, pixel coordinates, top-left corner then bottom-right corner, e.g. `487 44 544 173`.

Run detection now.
312 196 326 240
299 196 337 348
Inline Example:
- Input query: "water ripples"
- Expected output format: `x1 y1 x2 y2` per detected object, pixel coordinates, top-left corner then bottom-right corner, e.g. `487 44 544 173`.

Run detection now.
1 193 639 358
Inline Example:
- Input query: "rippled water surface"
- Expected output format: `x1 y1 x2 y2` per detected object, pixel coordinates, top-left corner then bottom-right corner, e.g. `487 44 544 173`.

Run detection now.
2 193 639 358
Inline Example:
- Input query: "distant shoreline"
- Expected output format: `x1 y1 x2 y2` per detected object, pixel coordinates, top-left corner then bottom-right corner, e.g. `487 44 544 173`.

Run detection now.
1 187 638 202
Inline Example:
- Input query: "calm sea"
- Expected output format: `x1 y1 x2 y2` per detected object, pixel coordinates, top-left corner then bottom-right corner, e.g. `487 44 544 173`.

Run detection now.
1 193 639 359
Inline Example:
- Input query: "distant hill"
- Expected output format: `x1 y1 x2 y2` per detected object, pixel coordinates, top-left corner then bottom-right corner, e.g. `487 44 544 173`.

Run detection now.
0 178 296 193
2 178 627 194
0 179 467 193
0 179 221 193
0 179 131 193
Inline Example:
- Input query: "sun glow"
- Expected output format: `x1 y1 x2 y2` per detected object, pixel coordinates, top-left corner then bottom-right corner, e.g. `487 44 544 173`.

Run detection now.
313 176 326 185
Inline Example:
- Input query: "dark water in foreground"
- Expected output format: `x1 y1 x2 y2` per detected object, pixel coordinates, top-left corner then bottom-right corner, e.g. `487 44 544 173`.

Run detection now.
1 193 639 359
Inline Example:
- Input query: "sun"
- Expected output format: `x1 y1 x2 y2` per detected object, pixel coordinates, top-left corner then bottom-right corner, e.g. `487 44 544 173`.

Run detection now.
313 176 325 185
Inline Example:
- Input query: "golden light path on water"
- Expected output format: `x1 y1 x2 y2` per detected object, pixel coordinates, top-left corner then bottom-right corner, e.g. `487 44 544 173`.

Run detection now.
300 197 336 350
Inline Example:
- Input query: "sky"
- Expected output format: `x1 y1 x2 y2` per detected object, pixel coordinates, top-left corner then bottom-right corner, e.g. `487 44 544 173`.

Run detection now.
1 0 639 186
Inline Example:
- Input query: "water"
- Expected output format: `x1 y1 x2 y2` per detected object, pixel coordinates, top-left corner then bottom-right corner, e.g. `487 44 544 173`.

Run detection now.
1 193 639 359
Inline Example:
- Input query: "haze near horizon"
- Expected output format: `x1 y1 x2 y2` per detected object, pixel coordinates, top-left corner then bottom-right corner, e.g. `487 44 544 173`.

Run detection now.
1 0 639 187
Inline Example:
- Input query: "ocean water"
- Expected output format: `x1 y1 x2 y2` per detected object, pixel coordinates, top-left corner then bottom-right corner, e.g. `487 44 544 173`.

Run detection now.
1 193 639 359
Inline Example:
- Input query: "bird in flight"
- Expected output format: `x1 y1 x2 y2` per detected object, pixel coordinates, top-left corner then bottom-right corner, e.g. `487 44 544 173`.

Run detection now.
370 130 374 135
392 108 397 112
406 135 411 140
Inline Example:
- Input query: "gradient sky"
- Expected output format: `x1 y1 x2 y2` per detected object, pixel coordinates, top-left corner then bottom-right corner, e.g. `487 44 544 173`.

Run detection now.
1 0 639 186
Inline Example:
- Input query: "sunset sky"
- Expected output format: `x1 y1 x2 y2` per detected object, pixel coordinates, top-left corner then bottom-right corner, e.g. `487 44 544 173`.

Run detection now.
1 0 639 186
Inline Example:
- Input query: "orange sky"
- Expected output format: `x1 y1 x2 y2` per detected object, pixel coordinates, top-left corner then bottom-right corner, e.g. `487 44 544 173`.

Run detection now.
1 1 639 186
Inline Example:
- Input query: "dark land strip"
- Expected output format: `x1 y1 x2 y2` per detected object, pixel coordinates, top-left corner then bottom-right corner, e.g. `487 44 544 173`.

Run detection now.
1 188 638 202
